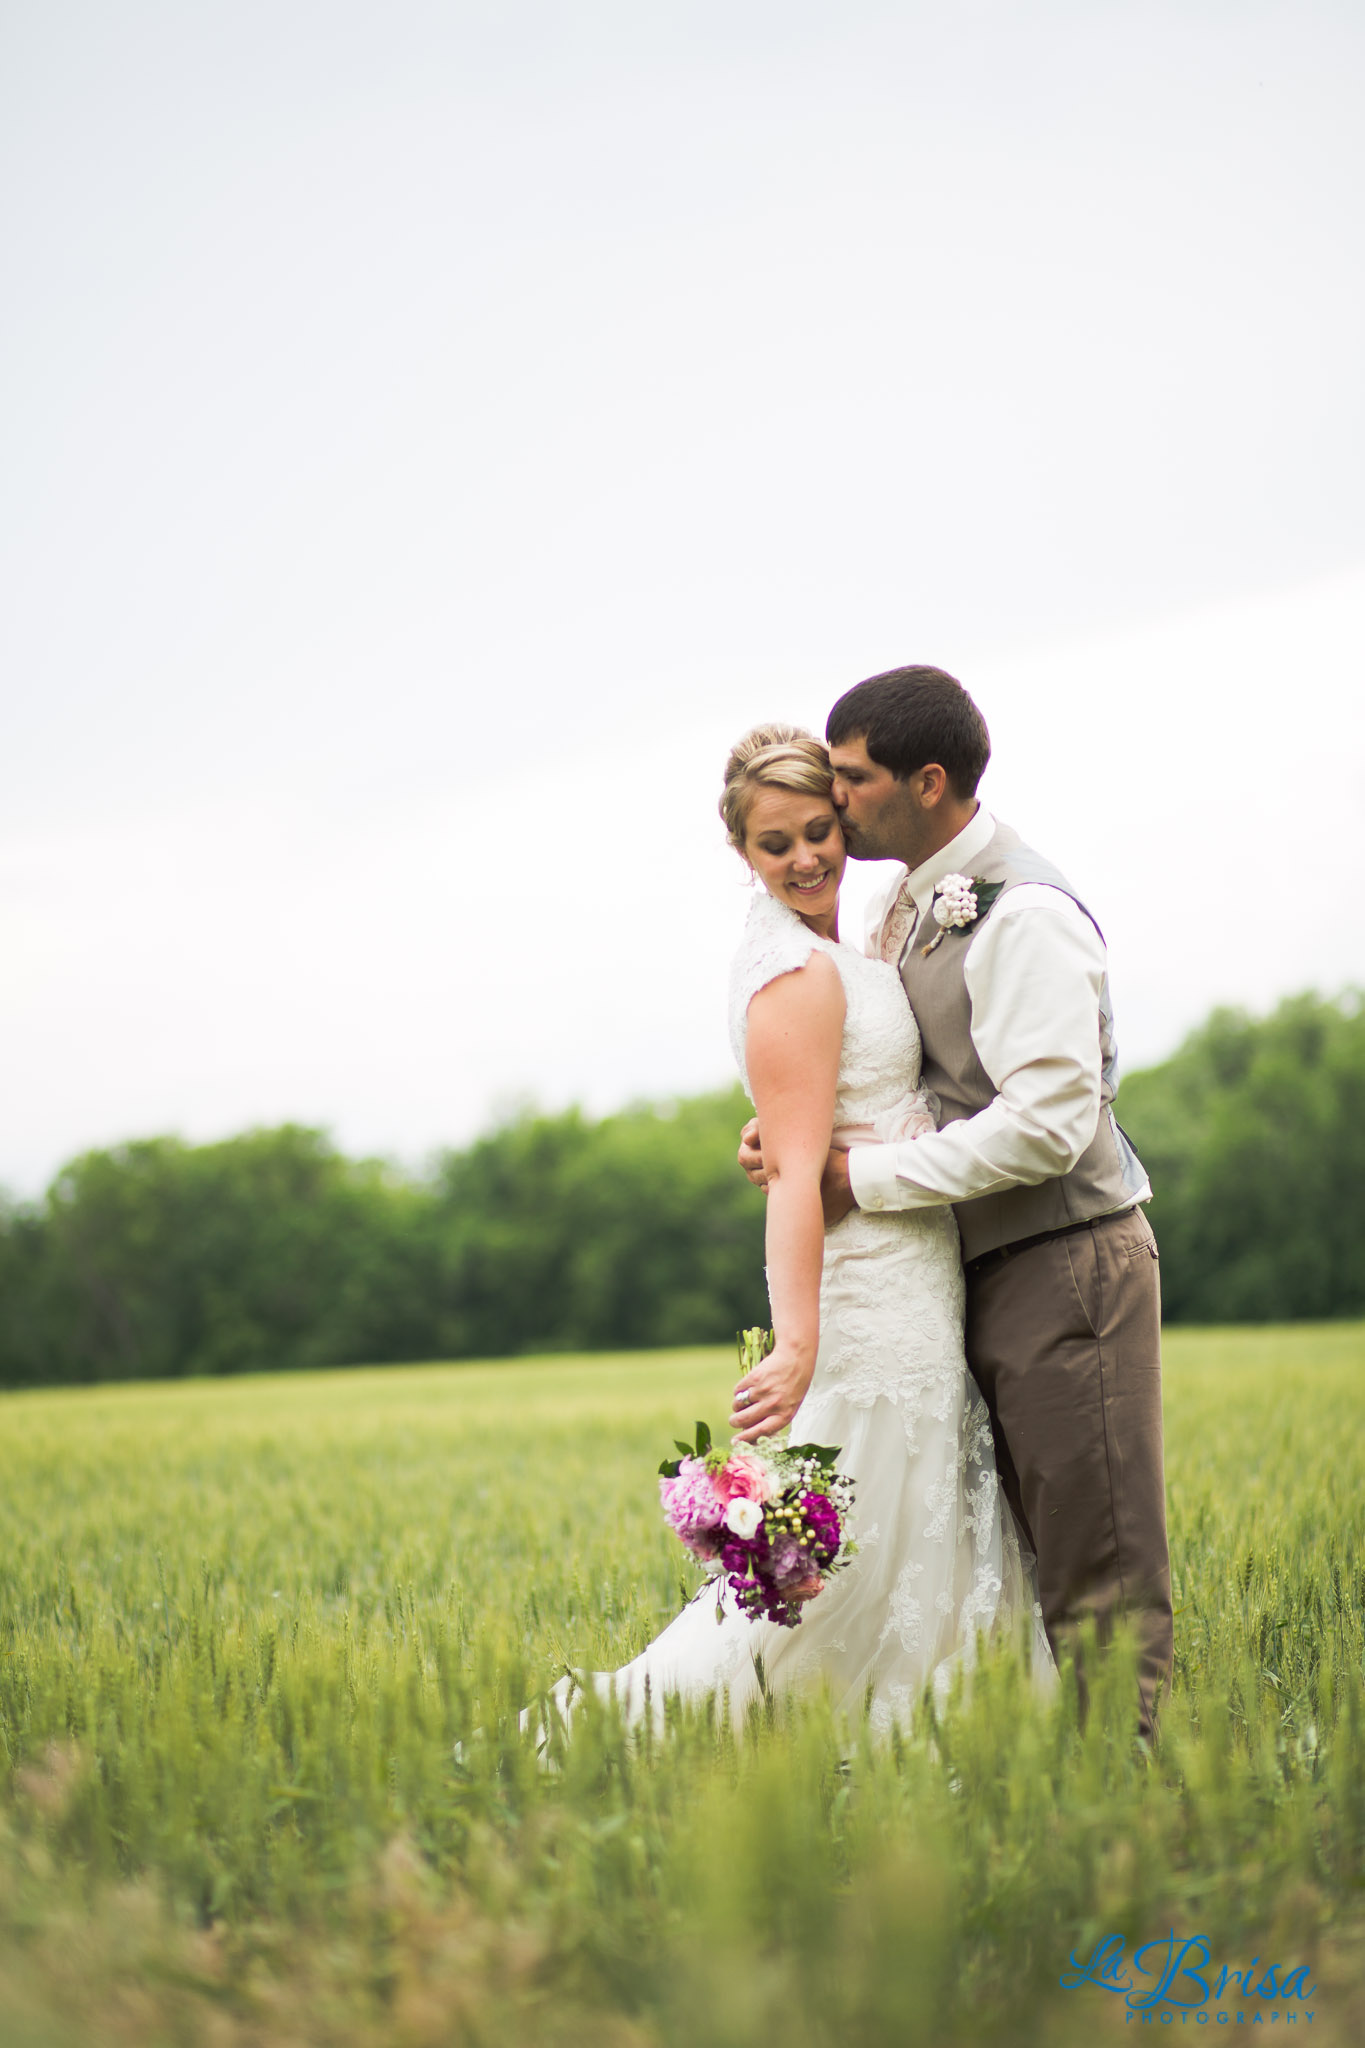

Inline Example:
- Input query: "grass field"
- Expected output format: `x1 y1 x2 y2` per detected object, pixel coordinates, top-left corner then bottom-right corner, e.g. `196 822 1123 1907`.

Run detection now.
2 1324 1364 2046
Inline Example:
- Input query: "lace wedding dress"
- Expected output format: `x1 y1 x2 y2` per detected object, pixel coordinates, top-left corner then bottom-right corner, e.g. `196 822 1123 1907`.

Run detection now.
536 889 1051 1739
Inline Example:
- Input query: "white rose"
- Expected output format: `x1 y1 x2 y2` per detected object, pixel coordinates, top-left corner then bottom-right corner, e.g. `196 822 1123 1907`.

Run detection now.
724 1497 763 1539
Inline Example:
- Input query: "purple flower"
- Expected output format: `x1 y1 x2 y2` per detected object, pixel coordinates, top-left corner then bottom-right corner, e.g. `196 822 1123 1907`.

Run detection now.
720 1534 762 1577
769 1536 815 1589
800 1491 841 1561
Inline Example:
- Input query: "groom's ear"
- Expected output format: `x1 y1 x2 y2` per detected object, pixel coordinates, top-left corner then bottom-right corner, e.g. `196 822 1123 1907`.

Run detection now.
916 763 950 809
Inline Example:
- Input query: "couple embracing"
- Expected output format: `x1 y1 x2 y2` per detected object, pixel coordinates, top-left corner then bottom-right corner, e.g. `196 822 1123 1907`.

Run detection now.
560 664 1172 1740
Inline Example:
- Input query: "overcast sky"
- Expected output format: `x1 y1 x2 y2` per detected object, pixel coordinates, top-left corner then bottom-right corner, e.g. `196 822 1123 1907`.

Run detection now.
4 0 1363 1198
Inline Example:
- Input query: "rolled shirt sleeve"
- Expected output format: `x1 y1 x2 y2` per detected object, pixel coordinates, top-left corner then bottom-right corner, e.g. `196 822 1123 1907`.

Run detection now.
847 886 1109 1213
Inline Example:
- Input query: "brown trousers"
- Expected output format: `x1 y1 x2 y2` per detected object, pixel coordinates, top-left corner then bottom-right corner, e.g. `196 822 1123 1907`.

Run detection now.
964 1205 1174 1740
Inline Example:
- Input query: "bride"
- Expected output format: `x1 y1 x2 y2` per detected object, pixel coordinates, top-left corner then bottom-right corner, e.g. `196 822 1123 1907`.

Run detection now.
534 725 1050 1738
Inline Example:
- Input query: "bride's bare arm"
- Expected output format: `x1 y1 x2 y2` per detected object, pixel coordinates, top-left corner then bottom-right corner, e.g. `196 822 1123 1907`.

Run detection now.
729 952 844 1442
738 1114 857 1227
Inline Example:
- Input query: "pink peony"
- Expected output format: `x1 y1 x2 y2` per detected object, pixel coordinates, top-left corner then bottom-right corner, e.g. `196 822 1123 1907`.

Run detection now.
712 1447 778 1507
659 1457 726 1538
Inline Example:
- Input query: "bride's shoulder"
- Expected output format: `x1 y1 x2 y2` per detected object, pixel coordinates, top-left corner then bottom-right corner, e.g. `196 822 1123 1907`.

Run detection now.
731 890 816 986
733 890 891 981
728 892 842 1041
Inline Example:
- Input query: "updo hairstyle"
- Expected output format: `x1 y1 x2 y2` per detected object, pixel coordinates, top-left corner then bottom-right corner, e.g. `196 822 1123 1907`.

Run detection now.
719 723 836 855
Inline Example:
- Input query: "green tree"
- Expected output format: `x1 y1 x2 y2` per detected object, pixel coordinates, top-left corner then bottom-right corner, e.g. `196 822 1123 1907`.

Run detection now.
1119 990 1365 1321
5 994 1361 1389
0 1092 769 1386
428 1086 768 1356
0 1127 442 1384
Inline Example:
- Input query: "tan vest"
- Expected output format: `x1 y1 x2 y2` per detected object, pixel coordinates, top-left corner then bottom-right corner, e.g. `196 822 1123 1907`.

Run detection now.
897 820 1148 1262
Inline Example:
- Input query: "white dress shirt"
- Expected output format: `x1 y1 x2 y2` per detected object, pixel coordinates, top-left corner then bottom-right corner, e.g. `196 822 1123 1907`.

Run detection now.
847 808 1150 1214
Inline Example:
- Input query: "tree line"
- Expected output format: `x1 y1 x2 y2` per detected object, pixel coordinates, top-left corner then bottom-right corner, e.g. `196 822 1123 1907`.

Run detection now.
1 990 1360 1387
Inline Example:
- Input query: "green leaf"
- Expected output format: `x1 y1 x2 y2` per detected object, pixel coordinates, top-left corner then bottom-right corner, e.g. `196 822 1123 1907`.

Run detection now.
949 878 1005 934
659 1458 683 1478
673 1439 694 1461
695 1419 713 1457
792 1442 841 1467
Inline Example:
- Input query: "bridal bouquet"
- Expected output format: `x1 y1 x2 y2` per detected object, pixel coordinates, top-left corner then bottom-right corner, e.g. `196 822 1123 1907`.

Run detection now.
658 1331 855 1628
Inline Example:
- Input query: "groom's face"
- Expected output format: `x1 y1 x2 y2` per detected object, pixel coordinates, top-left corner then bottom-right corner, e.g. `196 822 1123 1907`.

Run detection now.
829 735 935 864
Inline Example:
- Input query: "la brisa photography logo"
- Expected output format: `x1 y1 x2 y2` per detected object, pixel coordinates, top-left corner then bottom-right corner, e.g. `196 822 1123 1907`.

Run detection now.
1060 1929 1316 2024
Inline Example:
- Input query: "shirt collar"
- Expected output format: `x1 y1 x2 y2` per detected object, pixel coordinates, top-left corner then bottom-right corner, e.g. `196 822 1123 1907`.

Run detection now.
902 806 996 916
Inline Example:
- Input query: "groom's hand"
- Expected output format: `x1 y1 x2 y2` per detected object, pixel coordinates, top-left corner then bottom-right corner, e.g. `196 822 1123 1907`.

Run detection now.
820 1146 856 1227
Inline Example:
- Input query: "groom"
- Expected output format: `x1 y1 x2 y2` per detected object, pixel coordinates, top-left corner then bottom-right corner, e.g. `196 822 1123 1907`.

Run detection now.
739 664 1173 1739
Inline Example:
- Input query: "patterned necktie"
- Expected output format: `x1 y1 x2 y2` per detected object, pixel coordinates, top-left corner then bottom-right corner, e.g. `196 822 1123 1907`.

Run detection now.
880 879 919 969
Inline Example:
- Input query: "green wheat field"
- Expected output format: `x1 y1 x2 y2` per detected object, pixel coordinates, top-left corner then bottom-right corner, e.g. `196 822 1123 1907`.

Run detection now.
3 1324 1364 2046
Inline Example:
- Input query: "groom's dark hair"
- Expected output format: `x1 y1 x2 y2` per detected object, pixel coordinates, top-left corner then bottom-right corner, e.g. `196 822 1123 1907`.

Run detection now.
825 665 991 798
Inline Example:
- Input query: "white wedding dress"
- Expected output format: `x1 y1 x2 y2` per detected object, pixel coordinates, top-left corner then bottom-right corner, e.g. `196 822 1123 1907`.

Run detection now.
535 889 1052 1740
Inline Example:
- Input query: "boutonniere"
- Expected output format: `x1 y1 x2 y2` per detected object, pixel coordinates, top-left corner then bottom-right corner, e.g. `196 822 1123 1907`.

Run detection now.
920 873 1005 954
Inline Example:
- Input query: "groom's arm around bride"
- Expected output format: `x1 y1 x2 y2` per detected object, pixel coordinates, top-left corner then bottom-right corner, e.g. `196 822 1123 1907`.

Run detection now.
740 665 1173 1739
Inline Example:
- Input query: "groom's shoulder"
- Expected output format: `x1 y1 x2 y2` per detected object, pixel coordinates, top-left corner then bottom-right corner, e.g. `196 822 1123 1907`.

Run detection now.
981 818 1077 894
980 823 1106 945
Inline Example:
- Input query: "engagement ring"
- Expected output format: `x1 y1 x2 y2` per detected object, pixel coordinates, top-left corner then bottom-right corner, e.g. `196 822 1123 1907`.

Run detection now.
736 1390 752 1407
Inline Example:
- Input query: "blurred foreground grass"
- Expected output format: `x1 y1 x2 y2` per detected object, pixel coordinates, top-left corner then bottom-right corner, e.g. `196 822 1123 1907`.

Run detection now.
2 1324 1364 2045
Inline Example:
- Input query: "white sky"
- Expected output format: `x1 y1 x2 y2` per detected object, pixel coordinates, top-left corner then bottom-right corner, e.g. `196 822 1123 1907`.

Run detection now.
4 0 1364 1198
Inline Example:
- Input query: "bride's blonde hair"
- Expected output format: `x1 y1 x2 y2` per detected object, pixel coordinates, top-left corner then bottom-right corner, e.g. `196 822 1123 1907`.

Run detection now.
719 723 836 852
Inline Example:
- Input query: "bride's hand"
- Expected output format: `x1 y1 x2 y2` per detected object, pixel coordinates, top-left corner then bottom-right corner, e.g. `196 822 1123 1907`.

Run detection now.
729 1338 814 1442
740 1123 855 1224
737 1117 769 1189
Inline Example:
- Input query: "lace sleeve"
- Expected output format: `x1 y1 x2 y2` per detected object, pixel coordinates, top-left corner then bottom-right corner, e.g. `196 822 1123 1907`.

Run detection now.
727 892 820 1093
